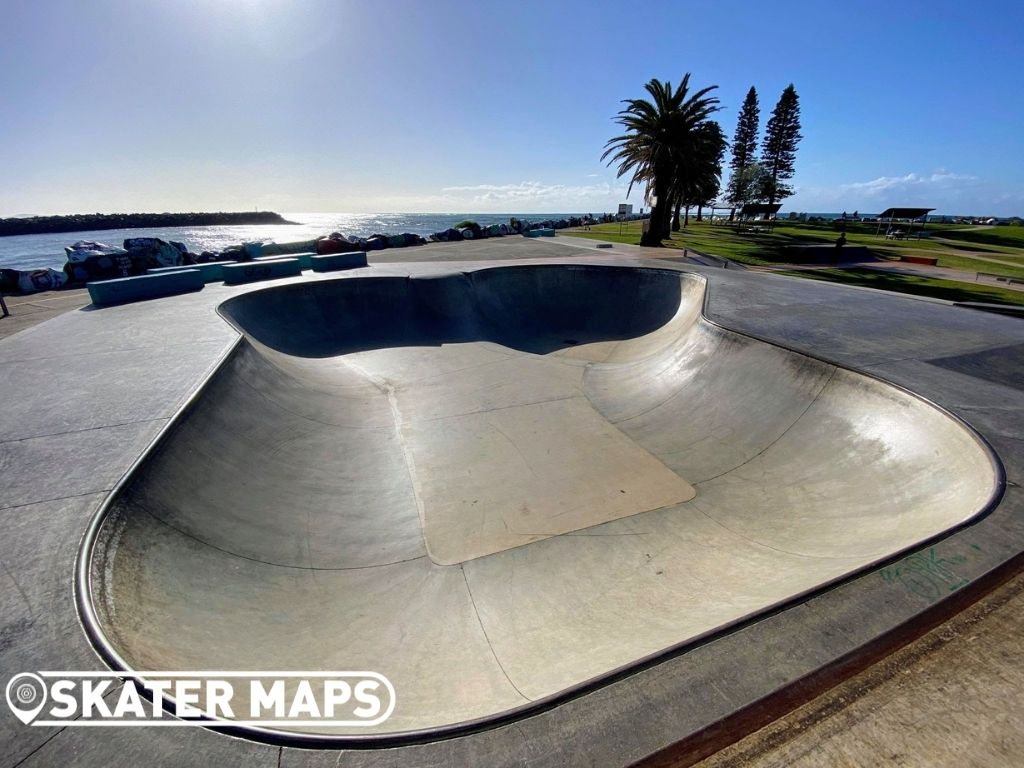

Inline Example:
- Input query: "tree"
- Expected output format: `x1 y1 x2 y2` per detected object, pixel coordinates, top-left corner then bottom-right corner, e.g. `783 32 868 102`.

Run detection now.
670 120 727 229
725 86 760 211
603 75 721 246
733 161 773 205
761 84 802 205
691 122 728 222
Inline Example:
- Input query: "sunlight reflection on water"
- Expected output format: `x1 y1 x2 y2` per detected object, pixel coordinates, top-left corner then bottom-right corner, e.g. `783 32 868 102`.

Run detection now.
0 212 581 270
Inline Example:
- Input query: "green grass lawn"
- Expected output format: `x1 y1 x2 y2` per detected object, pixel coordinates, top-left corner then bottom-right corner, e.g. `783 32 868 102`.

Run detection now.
780 268 1024 307
564 222 647 245
563 220 1024 300
565 220 829 265
933 226 1024 249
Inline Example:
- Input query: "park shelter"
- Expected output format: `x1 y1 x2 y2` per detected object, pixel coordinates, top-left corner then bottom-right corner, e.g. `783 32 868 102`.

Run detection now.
707 201 732 222
737 203 782 233
875 207 935 240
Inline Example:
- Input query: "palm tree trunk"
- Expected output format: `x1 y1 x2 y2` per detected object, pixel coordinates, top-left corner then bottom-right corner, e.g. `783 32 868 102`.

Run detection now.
696 203 703 222
671 197 682 232
684 202 690 227
640 205 663 246
659 200 674 240
641 203 667 247
661 204 675 242
641 174 672 246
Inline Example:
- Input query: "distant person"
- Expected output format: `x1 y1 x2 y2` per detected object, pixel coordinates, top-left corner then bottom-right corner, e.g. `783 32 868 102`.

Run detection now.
835 232 847 249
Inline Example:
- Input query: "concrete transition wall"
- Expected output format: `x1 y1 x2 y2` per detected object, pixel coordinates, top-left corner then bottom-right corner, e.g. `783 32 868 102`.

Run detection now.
82 264 998 741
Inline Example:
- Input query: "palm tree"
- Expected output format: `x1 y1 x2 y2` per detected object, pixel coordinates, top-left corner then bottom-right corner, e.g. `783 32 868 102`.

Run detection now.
602 75 721 246
669 120 727 230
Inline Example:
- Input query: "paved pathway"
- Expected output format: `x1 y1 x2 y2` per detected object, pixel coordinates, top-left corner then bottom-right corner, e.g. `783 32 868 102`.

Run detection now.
755 261 1024 293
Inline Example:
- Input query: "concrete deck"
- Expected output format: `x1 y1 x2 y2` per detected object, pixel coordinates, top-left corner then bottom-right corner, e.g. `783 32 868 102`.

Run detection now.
2 236 1023 766
0 287 89 340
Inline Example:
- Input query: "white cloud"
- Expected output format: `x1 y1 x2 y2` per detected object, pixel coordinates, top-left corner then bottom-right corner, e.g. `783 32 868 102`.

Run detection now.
839 170 976 196
786 169 996 213
349 179 641 214
360 180 639 212
441 180 619 204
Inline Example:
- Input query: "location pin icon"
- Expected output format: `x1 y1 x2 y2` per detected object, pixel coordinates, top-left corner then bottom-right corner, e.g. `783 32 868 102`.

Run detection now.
6 674 47 725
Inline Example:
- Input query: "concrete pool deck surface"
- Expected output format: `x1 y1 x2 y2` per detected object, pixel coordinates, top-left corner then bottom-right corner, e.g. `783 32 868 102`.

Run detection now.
1 236 1023 766
0 287 90 340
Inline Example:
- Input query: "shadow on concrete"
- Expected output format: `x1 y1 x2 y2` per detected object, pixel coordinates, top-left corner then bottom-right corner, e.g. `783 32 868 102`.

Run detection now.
219 265 684 358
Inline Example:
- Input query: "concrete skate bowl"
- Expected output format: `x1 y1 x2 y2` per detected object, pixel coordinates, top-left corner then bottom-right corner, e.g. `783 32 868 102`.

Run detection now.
79 264 1002 744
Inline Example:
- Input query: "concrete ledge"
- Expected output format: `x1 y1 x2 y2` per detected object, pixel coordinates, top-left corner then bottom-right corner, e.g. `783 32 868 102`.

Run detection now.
977 271 1024 286
901 254 939 266
256 253 314 270
87 270 204 306
147 261 235 283
310 251 368 272
222 259 302 285
783 245 872 264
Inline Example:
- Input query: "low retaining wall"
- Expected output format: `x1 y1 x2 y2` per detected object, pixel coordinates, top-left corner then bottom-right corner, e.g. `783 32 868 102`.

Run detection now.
222 259 302 285
88 270 204 306
147 261 235 283
901 255 939 266
311 251 368 272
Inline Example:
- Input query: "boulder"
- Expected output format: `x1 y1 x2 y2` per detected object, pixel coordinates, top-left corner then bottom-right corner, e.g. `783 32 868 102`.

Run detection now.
220 245 247 261
1 267 68 294
243 241 266 259
63 241 139 282
123 237 184 268
260 239 320 257
317 237 353 255
64 240 127 263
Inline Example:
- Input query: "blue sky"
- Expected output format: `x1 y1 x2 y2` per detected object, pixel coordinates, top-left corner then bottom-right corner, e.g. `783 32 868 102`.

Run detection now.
1 0 1021 216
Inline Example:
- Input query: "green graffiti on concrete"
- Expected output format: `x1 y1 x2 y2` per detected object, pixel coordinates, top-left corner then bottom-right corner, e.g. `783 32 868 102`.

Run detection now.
879 546 979 600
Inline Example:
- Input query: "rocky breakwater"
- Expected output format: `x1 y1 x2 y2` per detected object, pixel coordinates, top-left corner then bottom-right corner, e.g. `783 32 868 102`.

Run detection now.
0 211 297 237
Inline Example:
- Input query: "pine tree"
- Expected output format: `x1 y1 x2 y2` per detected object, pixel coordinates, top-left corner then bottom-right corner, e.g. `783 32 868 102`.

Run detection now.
760 84 802 205
725 86 759 208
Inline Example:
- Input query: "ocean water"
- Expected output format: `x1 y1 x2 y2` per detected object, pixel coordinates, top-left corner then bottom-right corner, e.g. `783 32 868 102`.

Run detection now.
0 210 972 272
0 212 585 271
